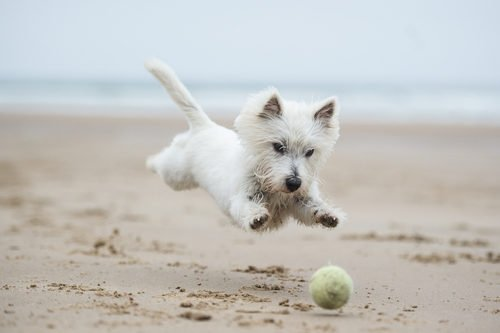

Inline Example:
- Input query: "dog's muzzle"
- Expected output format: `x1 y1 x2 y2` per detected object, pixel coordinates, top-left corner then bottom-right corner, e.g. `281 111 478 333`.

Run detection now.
285 176 302 192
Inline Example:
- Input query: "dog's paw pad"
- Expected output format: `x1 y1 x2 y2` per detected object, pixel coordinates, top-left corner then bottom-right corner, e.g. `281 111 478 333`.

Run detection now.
250 215 269 230
317 214 338 228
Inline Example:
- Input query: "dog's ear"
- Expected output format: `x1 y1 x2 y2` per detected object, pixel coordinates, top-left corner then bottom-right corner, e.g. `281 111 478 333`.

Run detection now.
260 93 282 119
314 97 337 123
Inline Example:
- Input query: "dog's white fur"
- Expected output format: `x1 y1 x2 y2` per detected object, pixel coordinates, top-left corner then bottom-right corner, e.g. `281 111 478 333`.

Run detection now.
145 59 346 231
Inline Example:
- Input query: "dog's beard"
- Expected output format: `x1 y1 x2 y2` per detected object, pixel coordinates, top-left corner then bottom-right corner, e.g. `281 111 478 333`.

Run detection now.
252 160 279 193
252 158 313 196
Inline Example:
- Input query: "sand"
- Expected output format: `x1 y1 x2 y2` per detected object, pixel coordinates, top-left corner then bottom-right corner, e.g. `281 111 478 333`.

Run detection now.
0 112 499 332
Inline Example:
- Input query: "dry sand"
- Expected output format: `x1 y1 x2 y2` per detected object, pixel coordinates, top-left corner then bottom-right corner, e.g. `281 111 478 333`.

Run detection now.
0 113 499 332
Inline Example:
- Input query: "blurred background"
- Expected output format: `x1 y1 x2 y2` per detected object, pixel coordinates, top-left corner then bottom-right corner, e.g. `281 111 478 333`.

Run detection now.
1 3 500 331
1 0 499 123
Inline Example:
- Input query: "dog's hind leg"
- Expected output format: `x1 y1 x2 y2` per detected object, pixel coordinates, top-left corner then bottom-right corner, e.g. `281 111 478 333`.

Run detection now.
146 133 198 191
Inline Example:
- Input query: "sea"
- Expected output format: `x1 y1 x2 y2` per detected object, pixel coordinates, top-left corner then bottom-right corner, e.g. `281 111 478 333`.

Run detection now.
1 80 499 124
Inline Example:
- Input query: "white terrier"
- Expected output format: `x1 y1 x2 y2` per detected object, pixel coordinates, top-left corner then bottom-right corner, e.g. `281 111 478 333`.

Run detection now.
145 59 346 231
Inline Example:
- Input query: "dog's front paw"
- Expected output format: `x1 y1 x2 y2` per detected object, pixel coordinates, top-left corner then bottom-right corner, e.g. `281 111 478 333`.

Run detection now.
250 214 269 230
230 197 270 231
314 207 346 228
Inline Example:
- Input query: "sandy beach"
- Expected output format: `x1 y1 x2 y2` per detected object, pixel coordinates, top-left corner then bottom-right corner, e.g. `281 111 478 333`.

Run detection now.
1 112 499 332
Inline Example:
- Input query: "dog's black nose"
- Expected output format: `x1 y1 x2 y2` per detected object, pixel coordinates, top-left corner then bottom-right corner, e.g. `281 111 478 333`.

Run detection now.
285 177 302 192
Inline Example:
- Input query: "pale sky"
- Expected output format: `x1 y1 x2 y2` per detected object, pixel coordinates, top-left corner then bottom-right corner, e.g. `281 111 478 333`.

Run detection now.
1 0 499 84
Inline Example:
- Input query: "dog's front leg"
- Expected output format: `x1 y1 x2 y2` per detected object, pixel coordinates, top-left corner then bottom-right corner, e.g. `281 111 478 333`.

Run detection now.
229 191 269 231
292 183 346 228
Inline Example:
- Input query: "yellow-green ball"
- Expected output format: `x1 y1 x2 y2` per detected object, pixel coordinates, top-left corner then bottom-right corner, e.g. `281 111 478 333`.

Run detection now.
309 265 353 310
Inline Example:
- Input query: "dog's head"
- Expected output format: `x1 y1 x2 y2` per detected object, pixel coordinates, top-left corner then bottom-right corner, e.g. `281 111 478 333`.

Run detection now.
235 88 340 195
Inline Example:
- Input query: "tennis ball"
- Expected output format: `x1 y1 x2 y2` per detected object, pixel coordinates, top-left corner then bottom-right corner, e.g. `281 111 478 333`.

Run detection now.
309 265 353 310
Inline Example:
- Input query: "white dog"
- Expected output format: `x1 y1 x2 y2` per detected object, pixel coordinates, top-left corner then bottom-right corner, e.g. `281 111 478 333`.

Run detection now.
145 59 346 231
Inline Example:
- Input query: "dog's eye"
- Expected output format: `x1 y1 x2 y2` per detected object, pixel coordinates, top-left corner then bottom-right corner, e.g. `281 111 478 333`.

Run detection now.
305 148 315 157
273 142 286 154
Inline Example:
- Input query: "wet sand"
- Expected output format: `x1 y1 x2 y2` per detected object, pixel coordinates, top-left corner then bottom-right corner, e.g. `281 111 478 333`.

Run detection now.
1 113 499 332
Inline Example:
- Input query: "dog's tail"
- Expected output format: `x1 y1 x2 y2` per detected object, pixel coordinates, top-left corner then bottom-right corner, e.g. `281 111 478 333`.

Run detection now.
145 58 213 129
